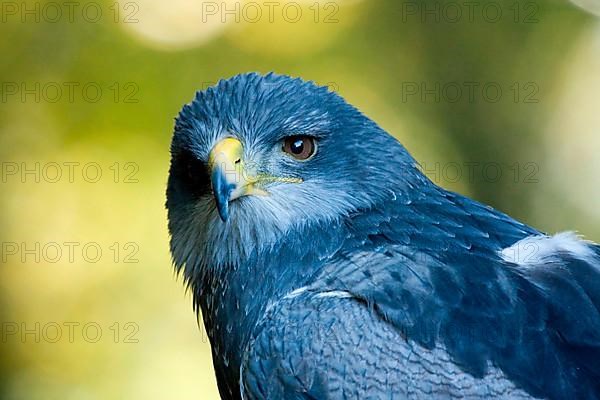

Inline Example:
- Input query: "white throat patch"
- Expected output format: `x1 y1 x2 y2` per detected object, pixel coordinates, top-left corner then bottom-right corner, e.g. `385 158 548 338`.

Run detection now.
170 181 367 272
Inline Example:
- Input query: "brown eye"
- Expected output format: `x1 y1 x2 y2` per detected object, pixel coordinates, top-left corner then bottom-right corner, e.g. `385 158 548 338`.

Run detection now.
282 136 317 160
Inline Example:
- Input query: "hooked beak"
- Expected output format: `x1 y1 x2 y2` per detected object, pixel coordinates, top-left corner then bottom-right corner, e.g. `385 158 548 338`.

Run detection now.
208 137 267 222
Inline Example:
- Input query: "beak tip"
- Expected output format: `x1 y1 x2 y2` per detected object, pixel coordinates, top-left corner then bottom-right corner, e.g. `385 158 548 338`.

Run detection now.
211 168 232 222
216 202 229 222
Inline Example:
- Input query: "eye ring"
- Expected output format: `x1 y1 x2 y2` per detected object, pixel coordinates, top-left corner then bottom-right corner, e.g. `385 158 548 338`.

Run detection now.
282 136 317 161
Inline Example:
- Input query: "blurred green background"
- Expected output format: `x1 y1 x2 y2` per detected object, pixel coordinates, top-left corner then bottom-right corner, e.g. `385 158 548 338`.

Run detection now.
0 0 599 398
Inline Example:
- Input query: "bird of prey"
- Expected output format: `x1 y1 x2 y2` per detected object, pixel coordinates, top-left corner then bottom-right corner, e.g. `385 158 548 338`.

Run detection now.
166 73 600 399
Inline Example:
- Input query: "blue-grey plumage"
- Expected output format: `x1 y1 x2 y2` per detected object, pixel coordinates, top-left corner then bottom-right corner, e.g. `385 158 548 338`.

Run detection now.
166 73 600 400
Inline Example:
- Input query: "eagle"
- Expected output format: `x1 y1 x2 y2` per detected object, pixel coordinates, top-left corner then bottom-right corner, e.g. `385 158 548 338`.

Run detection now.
166 73 600 399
